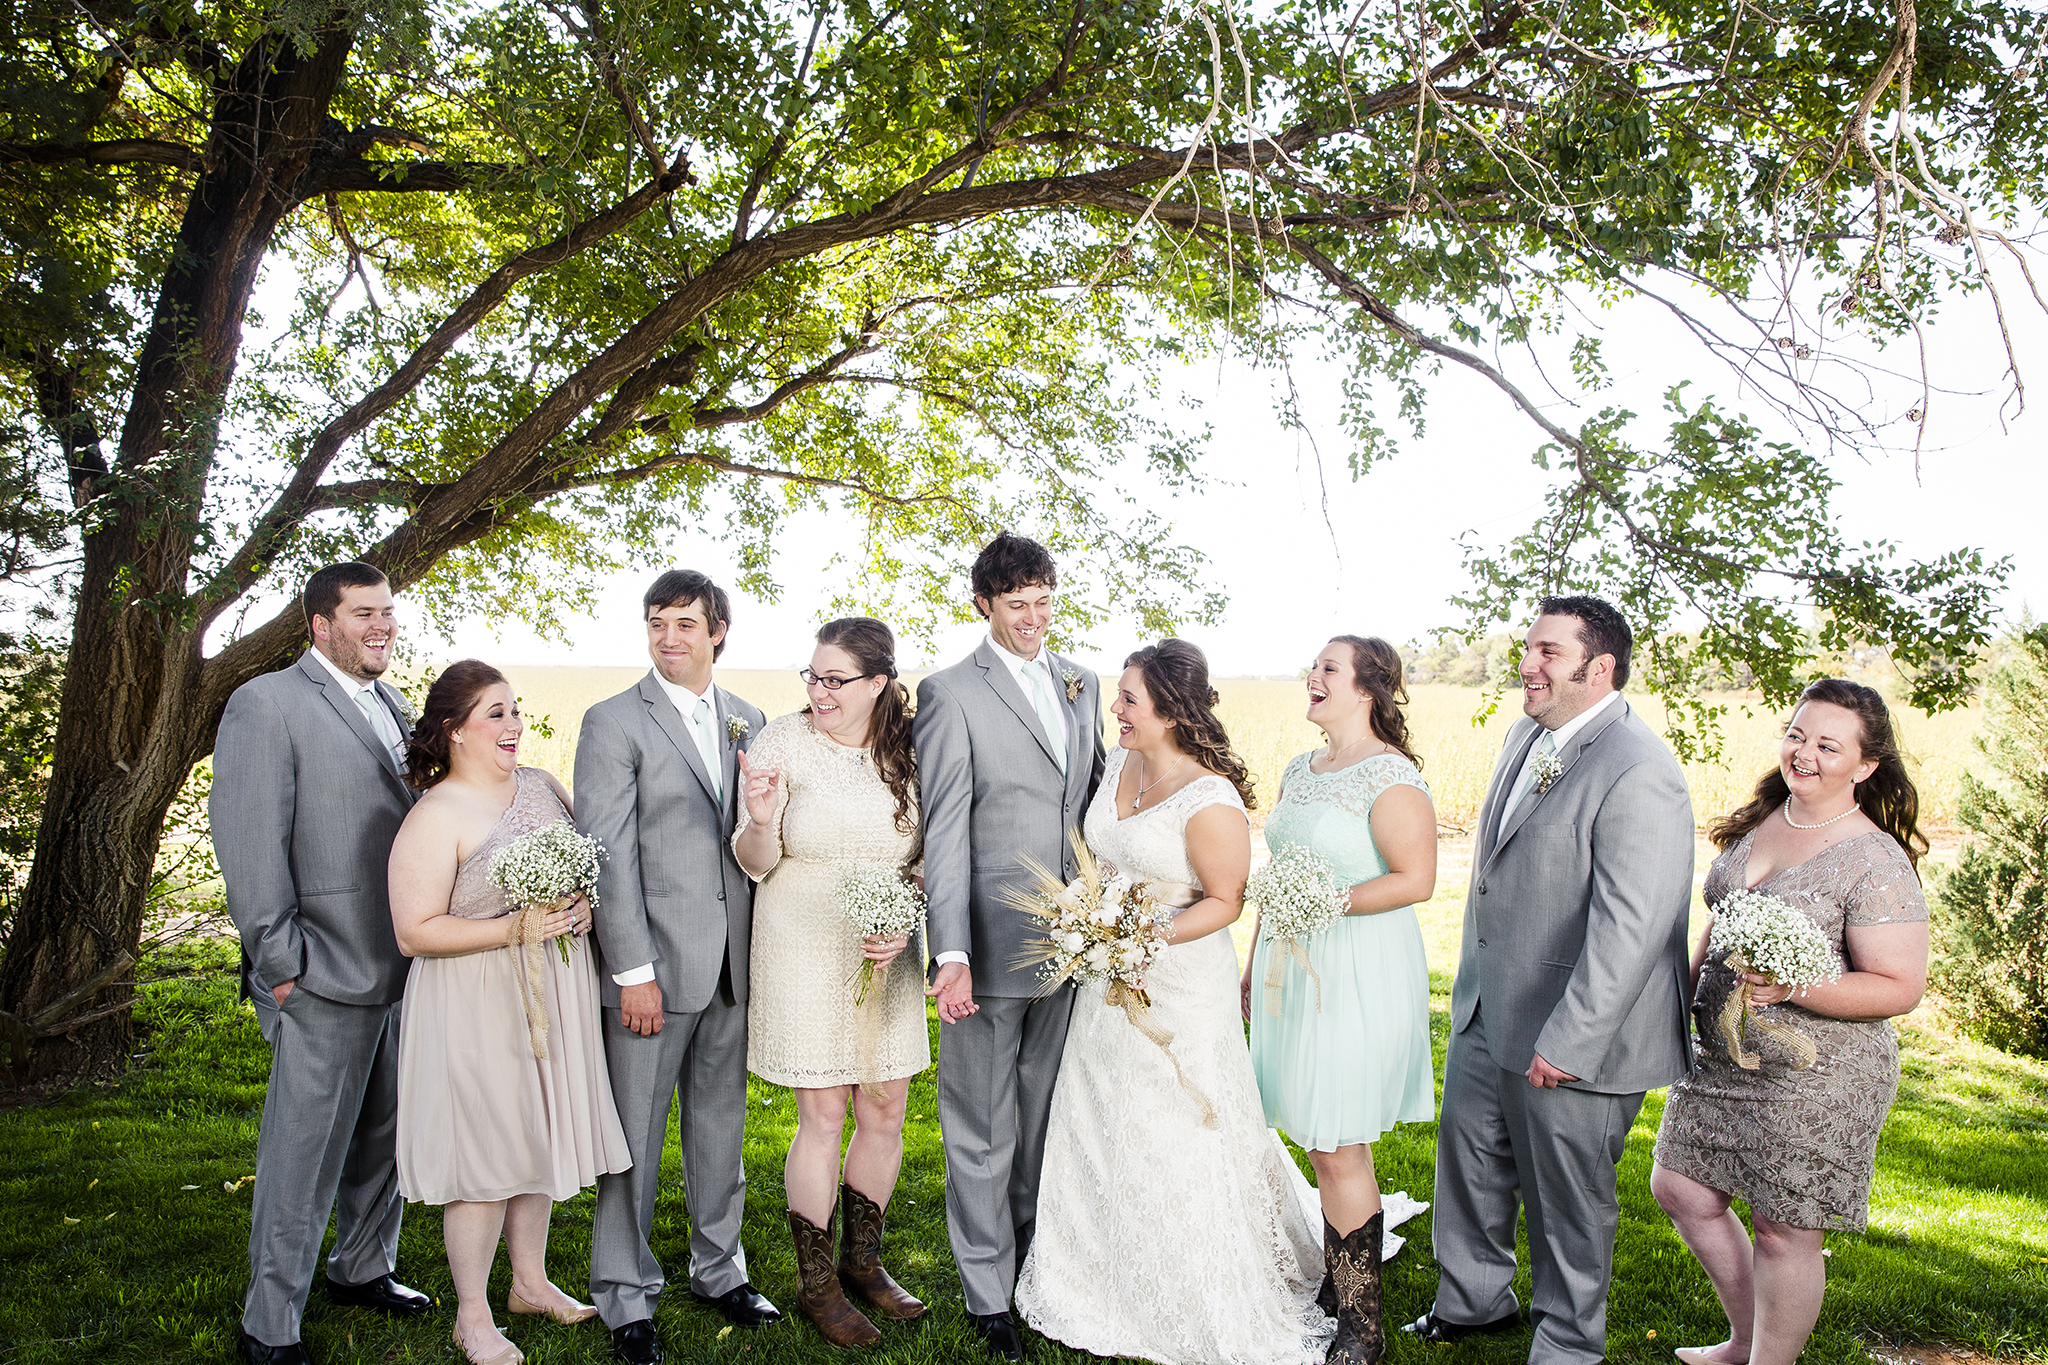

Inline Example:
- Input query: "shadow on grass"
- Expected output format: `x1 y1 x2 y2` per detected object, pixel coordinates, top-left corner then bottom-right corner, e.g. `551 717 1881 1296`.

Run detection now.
0 945 2042 1365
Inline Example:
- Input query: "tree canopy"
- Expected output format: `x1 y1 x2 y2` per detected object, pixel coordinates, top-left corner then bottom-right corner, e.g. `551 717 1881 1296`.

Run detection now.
1 0 2043 1069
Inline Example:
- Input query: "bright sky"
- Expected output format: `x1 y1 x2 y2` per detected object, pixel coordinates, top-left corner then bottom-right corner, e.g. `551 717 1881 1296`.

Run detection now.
439 265 2047 682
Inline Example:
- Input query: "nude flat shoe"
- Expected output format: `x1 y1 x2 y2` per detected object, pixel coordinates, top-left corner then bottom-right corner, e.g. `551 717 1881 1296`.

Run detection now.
1675 1348 1748 1365
453 1325 524 1365
508 1286 599 1325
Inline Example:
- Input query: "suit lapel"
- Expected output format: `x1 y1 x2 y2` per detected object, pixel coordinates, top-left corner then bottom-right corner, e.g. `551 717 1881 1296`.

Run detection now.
976 640 1062 772
637 672 719 808
301 653 408 790
1481 722 1544 864
1054 652 1093 793
1486 698 1632 866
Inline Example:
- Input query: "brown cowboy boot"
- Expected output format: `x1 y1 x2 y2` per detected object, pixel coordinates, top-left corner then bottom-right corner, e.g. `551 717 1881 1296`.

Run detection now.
787 1208 882 1347
1325 1211 1386 1365
836 1183 927 1319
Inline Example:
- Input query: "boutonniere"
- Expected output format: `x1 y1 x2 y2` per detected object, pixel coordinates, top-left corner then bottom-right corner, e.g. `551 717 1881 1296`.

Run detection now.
1062 666 1083 703
727 716 750 743
1533 749 1565 795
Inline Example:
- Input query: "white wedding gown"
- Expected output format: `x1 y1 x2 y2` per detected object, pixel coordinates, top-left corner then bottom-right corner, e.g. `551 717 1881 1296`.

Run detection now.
1014 748 1335 1365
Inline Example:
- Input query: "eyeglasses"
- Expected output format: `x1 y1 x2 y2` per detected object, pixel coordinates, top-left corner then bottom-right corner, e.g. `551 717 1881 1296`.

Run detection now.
800 669 876 690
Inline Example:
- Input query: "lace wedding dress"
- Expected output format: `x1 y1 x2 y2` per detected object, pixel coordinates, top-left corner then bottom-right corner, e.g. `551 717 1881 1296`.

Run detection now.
1014 747 1334 1365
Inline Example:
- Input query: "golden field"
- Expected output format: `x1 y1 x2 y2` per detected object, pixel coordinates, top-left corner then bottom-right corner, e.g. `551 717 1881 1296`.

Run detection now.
493 666 1983 833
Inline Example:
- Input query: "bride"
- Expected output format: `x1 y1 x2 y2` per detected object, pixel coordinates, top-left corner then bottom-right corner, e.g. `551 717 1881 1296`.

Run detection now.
1014 639 1333 1364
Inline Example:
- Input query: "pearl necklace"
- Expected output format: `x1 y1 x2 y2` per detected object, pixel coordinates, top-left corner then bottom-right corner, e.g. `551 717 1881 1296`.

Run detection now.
1781 795 1858 830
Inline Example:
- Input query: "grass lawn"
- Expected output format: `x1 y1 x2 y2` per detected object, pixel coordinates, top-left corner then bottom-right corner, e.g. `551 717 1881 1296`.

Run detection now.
3 911 2045 1365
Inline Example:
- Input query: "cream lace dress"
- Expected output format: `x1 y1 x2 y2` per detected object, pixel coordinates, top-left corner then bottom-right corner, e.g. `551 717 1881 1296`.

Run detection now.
736 712 930 1088
1014 746 1333 1365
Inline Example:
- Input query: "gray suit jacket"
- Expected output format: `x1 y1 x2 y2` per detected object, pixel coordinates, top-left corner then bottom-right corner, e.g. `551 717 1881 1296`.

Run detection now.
211 650 417 1006
1451 698 1695 1094
914 640 1107 998
575 672 766 1014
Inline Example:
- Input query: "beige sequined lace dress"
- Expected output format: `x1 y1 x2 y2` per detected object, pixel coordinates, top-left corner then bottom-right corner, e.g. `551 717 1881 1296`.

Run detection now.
737 713 930 1088
1653 828 1928 1231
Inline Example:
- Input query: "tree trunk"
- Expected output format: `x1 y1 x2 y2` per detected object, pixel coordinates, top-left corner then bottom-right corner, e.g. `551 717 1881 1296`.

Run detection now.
0 10 356 1080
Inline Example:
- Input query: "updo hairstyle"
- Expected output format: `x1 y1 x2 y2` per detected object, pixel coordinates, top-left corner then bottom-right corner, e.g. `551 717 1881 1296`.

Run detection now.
404 659 510 790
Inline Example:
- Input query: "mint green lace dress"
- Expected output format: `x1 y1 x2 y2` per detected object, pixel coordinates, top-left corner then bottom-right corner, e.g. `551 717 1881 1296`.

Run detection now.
1249 752 1436 1151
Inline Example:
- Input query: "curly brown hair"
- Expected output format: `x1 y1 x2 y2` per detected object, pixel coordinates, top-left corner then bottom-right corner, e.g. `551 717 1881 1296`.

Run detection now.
405 659 510 790
1124 638 1258 811
1708 677 1928 868
810 617 918 835
1328 635 1424 770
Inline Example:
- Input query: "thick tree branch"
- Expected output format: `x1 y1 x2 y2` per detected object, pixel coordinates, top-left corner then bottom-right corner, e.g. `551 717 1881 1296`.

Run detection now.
0 138 202 169
196 162 696 631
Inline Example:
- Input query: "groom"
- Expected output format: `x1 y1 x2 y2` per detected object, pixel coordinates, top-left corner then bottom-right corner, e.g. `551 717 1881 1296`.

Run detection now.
915 532 1106 1363
1411 595 1694 1365
578 570 776 1365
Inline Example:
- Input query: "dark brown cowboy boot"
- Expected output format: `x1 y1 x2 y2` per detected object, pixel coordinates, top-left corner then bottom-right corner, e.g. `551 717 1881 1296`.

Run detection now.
836 1183 928 1320
787 1208 881 1348
1325 1211 1386 1365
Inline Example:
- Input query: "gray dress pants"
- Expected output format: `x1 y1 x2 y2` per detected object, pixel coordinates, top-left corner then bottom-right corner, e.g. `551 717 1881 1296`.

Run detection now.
588 992 751 1328
242 983 405 1347
1430 1007 1645 1365
937 988 1075 1316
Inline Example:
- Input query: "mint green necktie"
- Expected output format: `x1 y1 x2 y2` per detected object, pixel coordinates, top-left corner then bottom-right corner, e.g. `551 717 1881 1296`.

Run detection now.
1508 728 1557 817
694 695 723 801
354 688 400 763
1025 660 1069 775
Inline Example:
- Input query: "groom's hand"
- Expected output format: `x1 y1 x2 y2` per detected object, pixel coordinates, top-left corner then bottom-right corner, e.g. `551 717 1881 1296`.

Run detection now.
926 962 977 1024
620 981 664 1036
1526 1052 1578 1088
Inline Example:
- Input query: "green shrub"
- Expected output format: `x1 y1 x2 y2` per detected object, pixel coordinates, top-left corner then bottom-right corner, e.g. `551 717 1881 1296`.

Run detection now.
1933 624 2048 1058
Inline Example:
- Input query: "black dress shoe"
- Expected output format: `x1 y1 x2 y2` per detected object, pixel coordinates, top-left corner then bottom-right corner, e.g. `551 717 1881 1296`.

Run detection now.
689 1283 783 1328
1402 1309 1521 1342
969 1312 1026 1363
239 1331 311 1365
326 1272 433 1315
610 1319 664 1365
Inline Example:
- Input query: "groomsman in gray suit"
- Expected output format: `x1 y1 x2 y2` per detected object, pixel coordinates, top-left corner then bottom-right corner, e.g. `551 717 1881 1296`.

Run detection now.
1409 595 1695 1365
212 561 433 1365
914 533 1106 1363
579 570 777 1365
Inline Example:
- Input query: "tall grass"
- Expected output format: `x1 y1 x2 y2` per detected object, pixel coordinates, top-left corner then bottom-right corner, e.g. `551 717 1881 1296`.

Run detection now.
495 669 1980 832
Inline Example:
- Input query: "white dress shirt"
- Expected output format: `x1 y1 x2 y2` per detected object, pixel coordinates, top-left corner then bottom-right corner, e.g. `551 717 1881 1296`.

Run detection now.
1507 688 1623 809
310 646 404 758
935 638 1069 972
613 671 723 988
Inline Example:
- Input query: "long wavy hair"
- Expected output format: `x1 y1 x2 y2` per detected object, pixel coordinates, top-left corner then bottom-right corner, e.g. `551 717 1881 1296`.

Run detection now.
405 659 510 790
808 617 918 835
1126 638 1258 811
1328 635 1424 770
1709 677 1928 868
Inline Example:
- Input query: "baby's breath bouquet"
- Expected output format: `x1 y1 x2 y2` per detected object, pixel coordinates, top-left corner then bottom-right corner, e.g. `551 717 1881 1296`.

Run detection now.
837 866 925 1006
1007 832 1215 1128
1247 844 1350 1016
1707 888 1843 1070
486 819 604 1059
488 820 605 966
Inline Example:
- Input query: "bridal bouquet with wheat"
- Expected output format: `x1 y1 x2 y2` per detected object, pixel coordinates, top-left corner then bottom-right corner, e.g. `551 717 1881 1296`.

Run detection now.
1007 831 1215 1128
1247 844 1349 1016
1707 888 1843 1071
488 821 605 1059
837 866 925 1006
